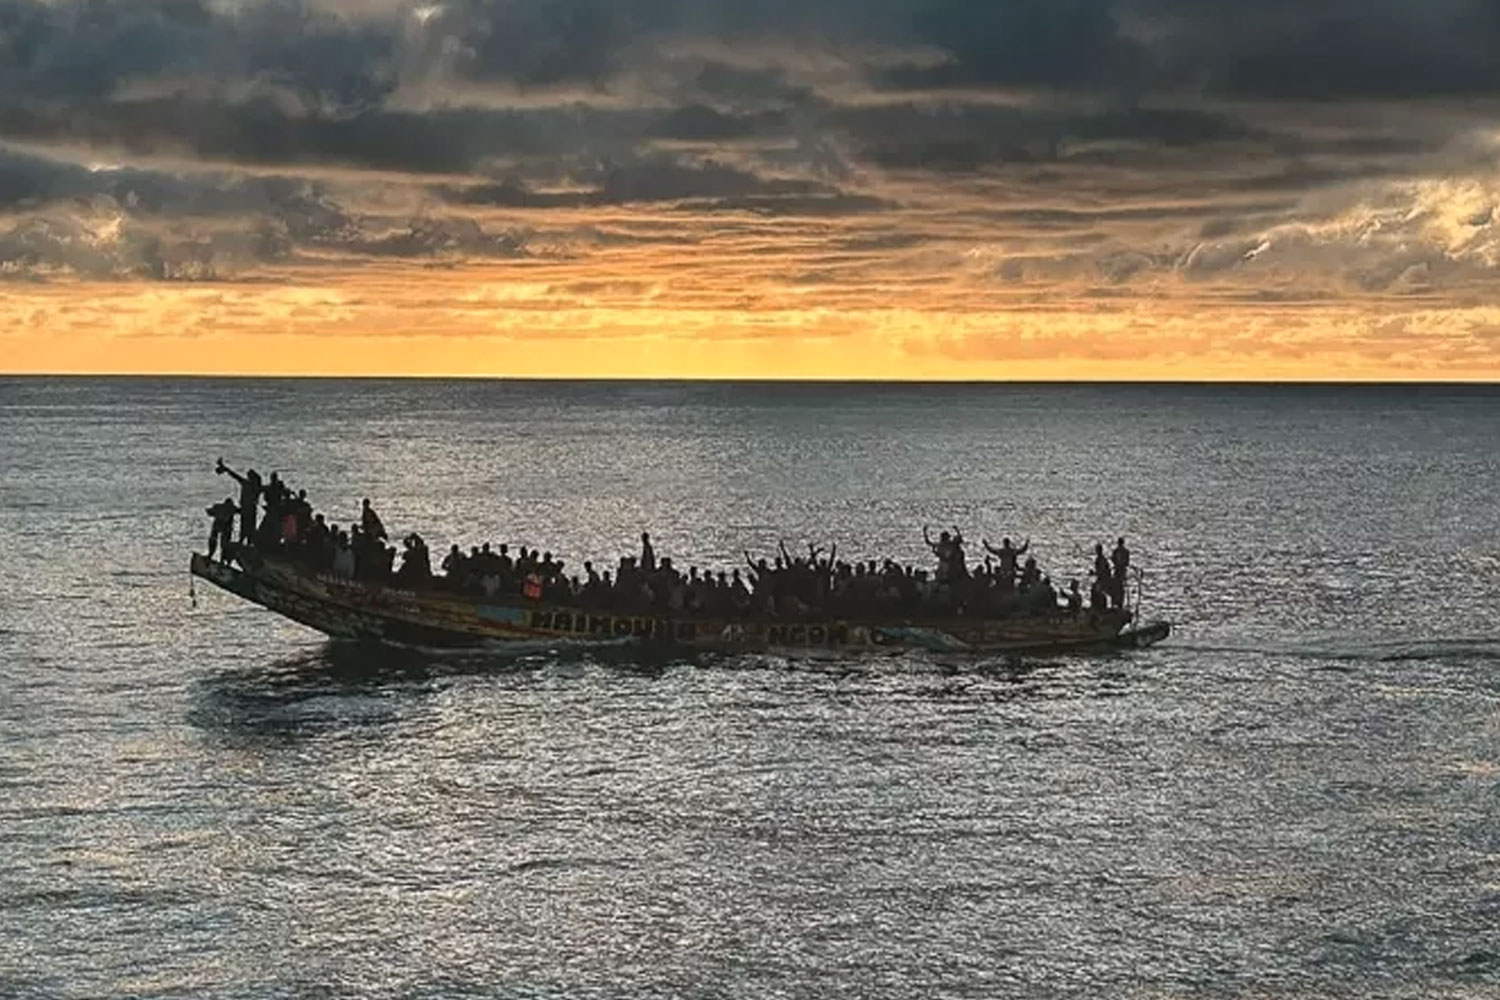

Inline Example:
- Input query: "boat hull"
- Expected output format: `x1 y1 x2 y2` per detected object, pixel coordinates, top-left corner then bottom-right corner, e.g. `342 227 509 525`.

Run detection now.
189 553 1171 655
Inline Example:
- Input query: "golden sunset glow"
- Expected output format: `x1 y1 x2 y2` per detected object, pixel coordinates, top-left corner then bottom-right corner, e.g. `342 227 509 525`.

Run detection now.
10 277 1500 380
3 1 1500 378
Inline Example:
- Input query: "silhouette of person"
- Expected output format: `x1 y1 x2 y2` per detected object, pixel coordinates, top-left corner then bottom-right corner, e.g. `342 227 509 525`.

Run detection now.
1110 537 1131 608
1093 542 1113 595
216 459 261 543
983 536 1029 588
1065 579 1082 615
206 497 238 561
361 498 387 541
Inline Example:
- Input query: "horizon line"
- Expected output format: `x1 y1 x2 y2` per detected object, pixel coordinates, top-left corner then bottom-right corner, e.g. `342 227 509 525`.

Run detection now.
5 372 1500 386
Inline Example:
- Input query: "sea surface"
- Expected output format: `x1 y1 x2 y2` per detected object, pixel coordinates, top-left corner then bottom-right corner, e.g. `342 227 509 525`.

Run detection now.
1 377 1498 999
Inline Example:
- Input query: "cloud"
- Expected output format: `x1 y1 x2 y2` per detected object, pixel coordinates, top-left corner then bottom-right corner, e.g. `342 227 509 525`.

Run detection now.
436 153 889 215
882 0 1500 101
889 0 1138 91
1175 176 1500 292
0 97 577 175
1 0 1494 193
5 0 1500 125
0 212 273 280
0 146 539 278
1171 0 1500 100
4 0 1500 387
414 0 627 87
648 104 790 142
0 0 397 108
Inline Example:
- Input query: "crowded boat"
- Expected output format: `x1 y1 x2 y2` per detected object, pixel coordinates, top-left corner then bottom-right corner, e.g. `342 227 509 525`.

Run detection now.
204 459 1139 625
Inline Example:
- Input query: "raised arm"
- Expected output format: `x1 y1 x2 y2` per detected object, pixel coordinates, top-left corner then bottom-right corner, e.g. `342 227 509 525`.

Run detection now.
1017 538 1030 555
923 525 935 549
215 457 247 487
982 538 1004 556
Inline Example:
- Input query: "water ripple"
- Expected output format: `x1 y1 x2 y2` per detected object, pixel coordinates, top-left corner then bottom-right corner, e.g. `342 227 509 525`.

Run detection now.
4 379 1500 997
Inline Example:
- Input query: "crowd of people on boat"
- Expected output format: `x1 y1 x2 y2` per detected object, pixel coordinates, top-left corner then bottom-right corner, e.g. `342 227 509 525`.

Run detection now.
205 460 1135 620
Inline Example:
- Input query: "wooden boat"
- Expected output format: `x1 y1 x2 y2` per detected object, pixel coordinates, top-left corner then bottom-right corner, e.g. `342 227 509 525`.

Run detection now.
189 551 1172 655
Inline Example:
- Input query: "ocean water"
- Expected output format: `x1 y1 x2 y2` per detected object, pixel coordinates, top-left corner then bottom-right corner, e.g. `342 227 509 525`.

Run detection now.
1 377 1497 999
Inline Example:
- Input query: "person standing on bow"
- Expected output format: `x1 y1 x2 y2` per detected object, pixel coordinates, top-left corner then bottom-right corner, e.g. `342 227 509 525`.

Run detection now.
205 496 238 562
215 459 261 543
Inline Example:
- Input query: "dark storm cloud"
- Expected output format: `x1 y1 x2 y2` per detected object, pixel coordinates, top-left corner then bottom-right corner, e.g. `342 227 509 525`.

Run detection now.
648 105 792 143
2 0 1495 183
4 0 1500 117
889 0 1137 91
886 0 1500 100
0 96 800 179
415 0 627 86
1167 0 1500 100
0 145 333 218
0 147 532 279
850 103 1265 173
0 0 396 108
0 98 559 175
686 62 818 109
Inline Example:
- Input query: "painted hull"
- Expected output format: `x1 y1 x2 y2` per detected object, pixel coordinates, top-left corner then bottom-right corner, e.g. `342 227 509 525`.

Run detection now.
189 553 1171 655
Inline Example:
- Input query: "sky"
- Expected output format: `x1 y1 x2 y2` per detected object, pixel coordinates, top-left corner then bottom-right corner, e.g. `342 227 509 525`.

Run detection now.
4 0 1500 378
